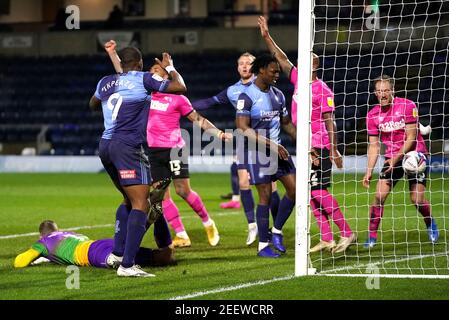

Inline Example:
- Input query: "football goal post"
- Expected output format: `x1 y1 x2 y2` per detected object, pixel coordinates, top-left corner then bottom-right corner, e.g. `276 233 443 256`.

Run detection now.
296 0 449 279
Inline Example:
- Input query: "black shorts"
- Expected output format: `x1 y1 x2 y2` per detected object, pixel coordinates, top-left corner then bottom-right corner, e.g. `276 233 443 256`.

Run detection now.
147 147 189 182
310 147 332 190
379 159 427 190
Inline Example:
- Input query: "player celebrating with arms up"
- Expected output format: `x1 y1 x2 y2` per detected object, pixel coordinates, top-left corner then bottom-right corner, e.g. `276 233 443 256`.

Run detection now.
258 16 355 253
145 63 232 248
89 46 186 277
193 52 281 246
105 41 231 248
362 75 438 248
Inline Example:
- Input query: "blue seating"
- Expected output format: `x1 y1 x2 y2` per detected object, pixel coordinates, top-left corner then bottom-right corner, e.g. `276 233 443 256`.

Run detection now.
0 50 447 156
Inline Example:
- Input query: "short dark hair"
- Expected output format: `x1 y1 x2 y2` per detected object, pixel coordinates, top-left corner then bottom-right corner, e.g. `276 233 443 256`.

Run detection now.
119 47 142 67
373 74 395 89
39 220 58 236
250 53 278 75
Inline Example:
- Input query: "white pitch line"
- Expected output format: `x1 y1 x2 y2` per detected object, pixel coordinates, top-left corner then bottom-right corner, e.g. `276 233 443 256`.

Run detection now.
169 250 449 299
169 274 295 300
0 224 114 239
319 273 449 279
320 251 449 274
0 210 241 240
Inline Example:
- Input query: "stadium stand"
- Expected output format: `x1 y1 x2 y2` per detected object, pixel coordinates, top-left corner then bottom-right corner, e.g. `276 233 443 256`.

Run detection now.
1 47 447 156
0 51 294 155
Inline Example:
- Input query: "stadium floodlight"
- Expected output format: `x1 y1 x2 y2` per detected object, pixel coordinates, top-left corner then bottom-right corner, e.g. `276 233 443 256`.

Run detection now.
296 0 449 279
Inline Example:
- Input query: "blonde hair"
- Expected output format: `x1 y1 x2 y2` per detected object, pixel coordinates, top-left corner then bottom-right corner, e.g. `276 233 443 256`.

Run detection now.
238 52 256 63
373 74 395 89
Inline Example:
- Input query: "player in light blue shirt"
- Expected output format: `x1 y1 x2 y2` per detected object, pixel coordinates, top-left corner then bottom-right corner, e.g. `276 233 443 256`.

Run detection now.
89 47 186 277
236 54 296 258
193 53 282 246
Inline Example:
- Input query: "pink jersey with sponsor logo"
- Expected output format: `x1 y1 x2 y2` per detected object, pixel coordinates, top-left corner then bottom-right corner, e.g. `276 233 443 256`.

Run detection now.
291 67 335 150
290 67 298 126
146 92 194 148
311 79 335 150
366 97 427 159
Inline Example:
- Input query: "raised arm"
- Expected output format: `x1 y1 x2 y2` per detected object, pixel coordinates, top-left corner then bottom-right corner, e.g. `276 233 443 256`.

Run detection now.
104 40 123 74
155 52 187 94
258 16 294 77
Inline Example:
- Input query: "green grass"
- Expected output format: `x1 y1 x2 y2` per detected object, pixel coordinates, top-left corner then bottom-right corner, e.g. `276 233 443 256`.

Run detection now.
0 173 448 300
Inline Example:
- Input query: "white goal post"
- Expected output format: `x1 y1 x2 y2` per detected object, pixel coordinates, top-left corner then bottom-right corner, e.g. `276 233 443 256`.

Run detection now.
295 0 313 276
295 0 449 278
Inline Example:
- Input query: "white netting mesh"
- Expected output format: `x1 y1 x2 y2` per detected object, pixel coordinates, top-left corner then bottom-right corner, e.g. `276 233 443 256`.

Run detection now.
309 0 449 276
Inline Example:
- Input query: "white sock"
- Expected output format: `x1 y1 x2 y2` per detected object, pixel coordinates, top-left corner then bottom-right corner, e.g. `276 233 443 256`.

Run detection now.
203 219 213 227
272 227 282 235
176 231 189 239
258 242 269 251
248 222 257 230
231 195 240 202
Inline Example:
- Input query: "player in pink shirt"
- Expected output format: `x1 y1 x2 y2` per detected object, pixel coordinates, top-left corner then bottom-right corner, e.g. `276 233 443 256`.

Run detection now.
259 16 355 253
289 63 298 127
362 75 438 248
147 64 232 248
106 41 232 248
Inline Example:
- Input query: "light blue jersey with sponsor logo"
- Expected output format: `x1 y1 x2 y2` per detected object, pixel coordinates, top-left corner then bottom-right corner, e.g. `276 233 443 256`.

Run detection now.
235 83 287 144
225 78 254 108
94 71 170 146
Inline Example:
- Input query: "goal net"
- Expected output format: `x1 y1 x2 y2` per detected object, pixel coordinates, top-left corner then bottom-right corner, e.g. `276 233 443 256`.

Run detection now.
299 0 449 278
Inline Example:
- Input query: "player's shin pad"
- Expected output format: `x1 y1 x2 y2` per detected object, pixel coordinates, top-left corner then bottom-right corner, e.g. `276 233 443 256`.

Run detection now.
148 202 163 226
149 178 172 204
147 178 172 226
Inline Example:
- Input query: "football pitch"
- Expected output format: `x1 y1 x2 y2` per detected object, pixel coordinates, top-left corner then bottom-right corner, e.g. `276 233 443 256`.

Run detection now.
1 172 448 300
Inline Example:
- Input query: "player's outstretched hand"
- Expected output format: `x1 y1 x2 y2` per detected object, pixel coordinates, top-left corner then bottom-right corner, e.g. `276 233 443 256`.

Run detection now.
258 16 269 38
362 172 372 189
104 40 117 53
155 52 174 69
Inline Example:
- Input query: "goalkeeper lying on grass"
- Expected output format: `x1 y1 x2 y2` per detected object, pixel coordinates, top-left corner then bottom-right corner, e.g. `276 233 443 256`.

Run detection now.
15 179 176 273
14 220 176 271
